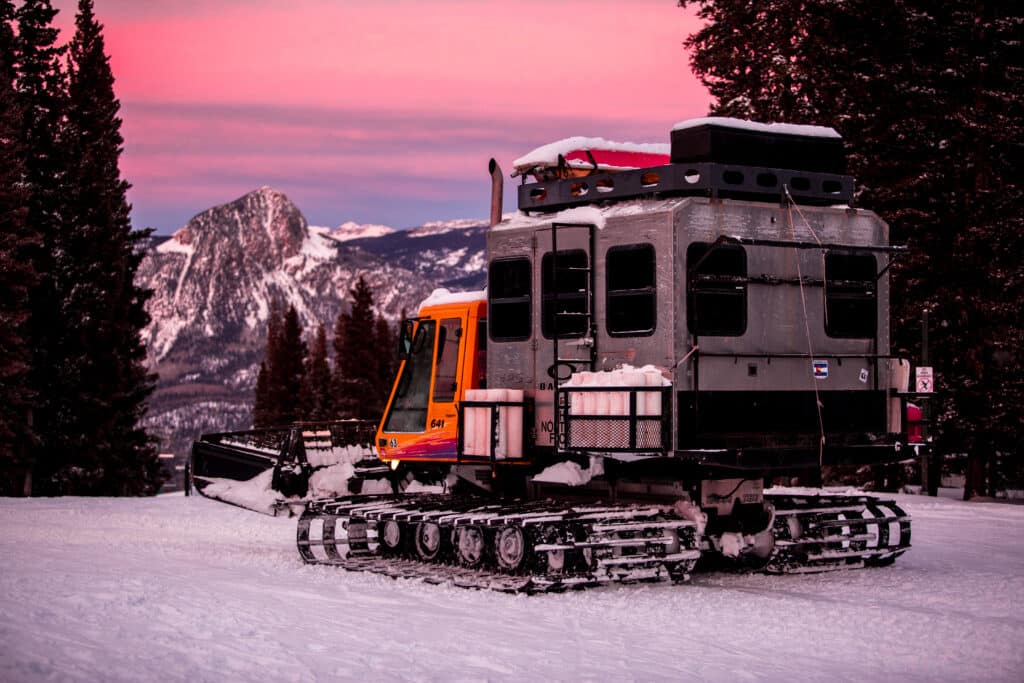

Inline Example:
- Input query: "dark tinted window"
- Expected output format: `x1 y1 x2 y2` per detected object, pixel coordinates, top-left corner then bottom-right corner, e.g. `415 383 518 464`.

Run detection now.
825 253 877 338
488 259 531 341
607 244 656 336
686 242 747 336
382 320 435 433
432 318 461 402
542 250 588 338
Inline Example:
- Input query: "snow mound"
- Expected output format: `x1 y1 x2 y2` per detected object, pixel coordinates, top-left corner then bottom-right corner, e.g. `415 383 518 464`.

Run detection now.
532 458 604 486
199 469 281 514
308 462 356 498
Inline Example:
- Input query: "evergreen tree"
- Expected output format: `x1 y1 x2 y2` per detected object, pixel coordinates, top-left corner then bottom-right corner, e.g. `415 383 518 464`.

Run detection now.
252 361 272 428
374 313 396 402
15 0 66 493
679 0 1024 495
335 276 383 419
253 301 309 426
0 0 40 495
48 0 160 495
275 305 307 424
330 302 351 417
253 301 308 428
260 297 284 425
301 324 333 421
253 298 295 427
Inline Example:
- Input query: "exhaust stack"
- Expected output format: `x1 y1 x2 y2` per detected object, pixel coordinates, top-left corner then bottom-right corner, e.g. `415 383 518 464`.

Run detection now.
488 158 503 227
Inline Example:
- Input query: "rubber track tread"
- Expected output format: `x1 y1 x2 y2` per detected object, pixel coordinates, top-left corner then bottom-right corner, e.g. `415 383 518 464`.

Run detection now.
765 494 912 573
297 494 700 592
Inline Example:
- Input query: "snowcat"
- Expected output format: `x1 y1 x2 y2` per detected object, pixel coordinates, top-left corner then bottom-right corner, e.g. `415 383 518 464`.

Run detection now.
191 117 930 592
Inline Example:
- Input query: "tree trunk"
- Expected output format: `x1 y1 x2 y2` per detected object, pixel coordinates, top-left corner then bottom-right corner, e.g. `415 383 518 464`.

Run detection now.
963 452 985 500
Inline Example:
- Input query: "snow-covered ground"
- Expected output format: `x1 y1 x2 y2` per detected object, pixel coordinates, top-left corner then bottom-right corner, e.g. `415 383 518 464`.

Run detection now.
1 492 1022 682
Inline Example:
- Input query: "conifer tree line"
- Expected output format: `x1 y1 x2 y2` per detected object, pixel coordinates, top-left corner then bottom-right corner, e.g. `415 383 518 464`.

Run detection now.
679 1 1023 496
253 276 399 428
0 1 160 495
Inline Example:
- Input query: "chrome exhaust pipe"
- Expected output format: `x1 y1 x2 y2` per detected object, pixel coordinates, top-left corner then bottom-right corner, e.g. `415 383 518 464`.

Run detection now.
488 158 503 227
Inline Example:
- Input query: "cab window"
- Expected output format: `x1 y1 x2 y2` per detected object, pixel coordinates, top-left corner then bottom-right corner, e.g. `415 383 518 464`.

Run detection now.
382 320 435 433
433 318 461 402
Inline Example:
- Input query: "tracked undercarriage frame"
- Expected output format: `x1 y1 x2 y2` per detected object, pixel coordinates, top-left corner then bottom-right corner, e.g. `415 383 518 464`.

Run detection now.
293 488 910 592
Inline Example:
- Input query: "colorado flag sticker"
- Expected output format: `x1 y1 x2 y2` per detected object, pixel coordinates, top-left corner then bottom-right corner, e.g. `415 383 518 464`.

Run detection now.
813 360 829 379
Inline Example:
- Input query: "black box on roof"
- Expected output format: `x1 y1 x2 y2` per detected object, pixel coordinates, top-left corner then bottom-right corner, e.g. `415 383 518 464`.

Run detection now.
670 121 846 174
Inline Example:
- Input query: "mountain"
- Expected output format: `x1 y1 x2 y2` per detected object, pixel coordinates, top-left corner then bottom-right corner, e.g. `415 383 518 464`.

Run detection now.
137 187 486 458
328 221 395 242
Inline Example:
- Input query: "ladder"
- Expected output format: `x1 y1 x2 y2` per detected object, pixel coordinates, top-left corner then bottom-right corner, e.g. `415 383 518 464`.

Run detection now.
550 222 596 452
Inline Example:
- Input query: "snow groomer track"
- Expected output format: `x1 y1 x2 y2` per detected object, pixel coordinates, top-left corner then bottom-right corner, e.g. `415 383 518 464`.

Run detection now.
296 493 910 592
297 494 703 592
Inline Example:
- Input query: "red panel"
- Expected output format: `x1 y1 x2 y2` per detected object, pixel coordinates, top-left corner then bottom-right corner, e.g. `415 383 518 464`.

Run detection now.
562 149 669 170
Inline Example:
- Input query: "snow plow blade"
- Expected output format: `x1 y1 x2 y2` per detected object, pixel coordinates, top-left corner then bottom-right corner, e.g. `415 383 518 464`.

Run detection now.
190 420 381 516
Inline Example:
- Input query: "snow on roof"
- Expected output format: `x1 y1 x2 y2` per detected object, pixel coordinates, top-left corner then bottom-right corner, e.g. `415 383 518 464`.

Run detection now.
513 137 670 172
671 116 841 139
418 288 487 311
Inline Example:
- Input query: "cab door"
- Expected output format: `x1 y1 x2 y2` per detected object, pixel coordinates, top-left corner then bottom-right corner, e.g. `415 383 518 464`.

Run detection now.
377 306 472 463
425 316 464 435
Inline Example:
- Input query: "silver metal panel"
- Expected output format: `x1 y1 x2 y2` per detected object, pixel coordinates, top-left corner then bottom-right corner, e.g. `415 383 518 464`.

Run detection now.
488 194 894 451
672 198 891 397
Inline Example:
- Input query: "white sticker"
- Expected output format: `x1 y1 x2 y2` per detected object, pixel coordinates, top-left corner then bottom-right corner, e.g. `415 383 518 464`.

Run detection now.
859 368 869 384
916 366 934 393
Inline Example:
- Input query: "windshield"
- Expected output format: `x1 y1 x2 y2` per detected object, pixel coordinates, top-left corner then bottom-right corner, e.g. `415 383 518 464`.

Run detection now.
382 320 436 433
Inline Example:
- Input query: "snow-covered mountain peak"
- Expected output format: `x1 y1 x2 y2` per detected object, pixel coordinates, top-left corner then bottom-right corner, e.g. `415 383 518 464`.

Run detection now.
181 187 309 262
330 221 395 242
407 218 487 238
137 196 487 458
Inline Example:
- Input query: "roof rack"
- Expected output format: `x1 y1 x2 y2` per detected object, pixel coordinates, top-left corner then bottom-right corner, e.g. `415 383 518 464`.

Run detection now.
516 162 855 213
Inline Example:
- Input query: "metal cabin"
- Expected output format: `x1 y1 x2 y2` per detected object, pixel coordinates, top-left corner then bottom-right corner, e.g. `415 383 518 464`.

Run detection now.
486 121 911 475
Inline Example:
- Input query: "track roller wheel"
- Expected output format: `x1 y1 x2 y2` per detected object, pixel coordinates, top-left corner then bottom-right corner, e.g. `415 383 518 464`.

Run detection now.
495 525 528 572
456 525 486 567
545 549 566 574
379 520 403 555
414 521 443 561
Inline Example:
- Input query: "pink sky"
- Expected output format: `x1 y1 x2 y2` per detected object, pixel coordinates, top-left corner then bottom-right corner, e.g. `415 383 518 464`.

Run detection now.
52 0 711 233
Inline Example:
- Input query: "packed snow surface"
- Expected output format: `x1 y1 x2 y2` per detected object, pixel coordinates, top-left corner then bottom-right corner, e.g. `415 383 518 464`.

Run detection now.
672 116 841 139
2 492 1023 682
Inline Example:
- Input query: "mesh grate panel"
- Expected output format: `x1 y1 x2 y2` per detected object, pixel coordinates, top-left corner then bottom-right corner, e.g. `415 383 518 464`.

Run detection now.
564 418 663 451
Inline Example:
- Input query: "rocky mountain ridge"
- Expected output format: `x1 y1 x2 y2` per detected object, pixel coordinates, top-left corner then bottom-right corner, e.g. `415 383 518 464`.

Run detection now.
137 187 486 457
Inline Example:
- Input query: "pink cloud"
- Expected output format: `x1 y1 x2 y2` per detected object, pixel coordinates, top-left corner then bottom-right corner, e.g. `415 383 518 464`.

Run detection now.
102 1 708 117
53 1 711 231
